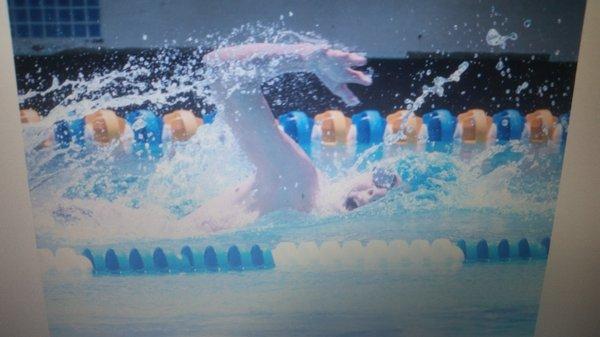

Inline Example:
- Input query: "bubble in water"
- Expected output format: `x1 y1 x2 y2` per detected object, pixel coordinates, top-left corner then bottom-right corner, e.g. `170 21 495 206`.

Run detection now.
523 19 532 28
142 34 148 41
388 62 469 144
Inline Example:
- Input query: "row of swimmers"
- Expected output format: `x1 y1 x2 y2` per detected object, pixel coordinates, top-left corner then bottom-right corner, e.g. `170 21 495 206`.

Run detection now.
19 107 568 155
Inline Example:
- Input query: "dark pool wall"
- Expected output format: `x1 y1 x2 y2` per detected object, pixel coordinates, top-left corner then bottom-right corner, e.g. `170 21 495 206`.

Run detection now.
13 49 577 118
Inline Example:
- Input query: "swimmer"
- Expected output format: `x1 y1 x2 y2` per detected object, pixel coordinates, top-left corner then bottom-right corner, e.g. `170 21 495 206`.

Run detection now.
187 43 400 229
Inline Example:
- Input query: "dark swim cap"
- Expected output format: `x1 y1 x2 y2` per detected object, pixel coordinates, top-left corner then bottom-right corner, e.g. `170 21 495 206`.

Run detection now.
372 167 398 189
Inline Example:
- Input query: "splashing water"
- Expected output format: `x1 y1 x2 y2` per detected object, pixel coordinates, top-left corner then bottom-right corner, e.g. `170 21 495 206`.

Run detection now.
516 81 529 94
19 24 561 253
383 61 469 145
486 28 518 49
495 60 505 71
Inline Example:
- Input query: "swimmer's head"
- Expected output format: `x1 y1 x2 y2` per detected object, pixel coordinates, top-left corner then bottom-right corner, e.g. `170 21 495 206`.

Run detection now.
343 168 399 211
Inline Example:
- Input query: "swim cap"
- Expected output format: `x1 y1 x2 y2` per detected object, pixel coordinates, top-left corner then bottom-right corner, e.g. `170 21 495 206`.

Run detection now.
372 167 398 189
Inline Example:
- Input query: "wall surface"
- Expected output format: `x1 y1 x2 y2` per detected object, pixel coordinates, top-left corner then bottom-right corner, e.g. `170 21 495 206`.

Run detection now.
534 1 600 335
0 2 50 336
10 0 586 61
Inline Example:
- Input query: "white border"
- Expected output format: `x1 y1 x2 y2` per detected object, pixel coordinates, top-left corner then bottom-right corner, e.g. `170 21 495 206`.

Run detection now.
0 1 49 336
0 1 598 336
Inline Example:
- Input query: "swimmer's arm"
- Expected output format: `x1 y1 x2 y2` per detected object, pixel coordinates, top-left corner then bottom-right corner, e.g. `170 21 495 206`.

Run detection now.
203 43 372 106
203 43 317 74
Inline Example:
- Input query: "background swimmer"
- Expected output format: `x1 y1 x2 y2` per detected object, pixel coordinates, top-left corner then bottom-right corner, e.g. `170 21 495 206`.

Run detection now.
187 43 399 228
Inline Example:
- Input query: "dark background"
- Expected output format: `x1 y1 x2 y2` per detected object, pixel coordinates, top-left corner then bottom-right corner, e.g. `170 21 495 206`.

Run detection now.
13 48 577 119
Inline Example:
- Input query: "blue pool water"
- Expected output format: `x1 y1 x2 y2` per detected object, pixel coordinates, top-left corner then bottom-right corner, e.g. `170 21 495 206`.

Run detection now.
28 134 562 336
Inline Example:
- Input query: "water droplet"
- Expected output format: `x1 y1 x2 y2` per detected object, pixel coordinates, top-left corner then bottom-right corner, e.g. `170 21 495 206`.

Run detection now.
495 60 504 70
486 28 518 49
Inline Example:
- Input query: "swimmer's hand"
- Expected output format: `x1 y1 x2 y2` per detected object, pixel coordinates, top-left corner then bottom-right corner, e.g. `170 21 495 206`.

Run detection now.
203 43 372 106
308 47 373 106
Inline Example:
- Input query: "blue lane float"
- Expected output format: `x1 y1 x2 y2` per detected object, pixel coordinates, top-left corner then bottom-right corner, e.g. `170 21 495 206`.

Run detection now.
457 237 550 262
82 245 276 274
278 110 313 145
82 237 550 275
422 109 457 142
203 111 217 124
53 118 86 148
47 108 563 155
492 109 525 141
125 109 164 158
351 110 386 144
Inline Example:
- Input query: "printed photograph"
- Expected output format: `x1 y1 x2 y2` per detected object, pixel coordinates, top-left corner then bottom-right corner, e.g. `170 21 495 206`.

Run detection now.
8 0 586 336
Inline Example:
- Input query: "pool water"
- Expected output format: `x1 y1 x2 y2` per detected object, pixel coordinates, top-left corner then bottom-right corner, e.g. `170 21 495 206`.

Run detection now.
28 135 561 337
18 26 565 336
45 261 546 337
